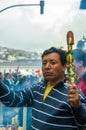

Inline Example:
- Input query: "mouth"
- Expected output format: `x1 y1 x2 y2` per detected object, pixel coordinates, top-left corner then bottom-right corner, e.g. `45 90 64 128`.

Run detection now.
44 72 53 76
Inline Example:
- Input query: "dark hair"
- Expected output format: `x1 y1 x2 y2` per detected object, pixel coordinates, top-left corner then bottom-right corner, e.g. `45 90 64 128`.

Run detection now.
73 49 86 67
41 47 66 66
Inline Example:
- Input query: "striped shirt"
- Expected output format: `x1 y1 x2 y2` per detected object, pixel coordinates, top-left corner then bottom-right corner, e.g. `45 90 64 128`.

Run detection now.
0 80 86 130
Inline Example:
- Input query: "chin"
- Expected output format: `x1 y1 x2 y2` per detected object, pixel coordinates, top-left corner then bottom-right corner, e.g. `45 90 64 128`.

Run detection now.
44 77 53 81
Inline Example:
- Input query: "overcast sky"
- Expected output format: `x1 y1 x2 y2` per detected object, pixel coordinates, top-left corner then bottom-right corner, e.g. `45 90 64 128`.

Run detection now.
0 0 86 51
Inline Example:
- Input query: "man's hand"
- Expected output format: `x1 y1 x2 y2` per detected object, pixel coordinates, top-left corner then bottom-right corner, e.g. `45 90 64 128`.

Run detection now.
68 84 80 109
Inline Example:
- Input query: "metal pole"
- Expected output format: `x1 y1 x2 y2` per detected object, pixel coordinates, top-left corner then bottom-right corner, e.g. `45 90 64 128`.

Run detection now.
23 107 27 130
0 4 40 13
0 103 4 127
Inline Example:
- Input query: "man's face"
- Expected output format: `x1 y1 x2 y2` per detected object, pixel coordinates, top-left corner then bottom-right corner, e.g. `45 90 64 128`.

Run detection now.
42 53 66 82
73 60 81 76
73 58 85 80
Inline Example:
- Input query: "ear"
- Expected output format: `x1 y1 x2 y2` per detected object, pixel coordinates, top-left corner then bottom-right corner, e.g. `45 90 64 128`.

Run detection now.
63 64 67 71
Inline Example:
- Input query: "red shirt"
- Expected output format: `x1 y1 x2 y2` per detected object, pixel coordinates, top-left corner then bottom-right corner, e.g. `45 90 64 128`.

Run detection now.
76 72 86 96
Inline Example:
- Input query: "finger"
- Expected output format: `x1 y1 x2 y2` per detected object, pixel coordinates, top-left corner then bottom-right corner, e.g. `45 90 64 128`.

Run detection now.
68 85 79 94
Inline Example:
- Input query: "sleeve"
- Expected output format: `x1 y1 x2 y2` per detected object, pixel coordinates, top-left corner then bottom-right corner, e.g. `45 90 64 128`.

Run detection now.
0 80 33 107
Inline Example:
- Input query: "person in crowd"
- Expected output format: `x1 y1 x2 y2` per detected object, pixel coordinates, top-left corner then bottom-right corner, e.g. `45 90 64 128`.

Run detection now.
0 72 4 81
4 73 13 89
0 47 86 130
73 49 86 96
76 40 85 50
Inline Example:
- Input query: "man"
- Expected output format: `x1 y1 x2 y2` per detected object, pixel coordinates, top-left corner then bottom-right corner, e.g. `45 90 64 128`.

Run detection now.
73 49 86 96
0 47 86 130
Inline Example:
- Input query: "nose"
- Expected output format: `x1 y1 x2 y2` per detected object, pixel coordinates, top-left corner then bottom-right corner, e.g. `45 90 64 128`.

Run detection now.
72 60 75 66
45 62 51 68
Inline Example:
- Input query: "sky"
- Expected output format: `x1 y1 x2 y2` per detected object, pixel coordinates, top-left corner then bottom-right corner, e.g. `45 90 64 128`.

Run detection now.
0 0 86 51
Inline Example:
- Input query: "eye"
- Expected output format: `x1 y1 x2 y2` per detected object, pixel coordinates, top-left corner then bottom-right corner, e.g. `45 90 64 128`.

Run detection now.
42 61 47 65
51 61 56 65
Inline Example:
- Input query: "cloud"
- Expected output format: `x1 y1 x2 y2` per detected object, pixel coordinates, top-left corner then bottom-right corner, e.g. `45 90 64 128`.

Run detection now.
0 0 86 51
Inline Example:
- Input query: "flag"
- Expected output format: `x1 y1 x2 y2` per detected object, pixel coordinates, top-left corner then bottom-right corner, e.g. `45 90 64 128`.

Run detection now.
16 65 20 73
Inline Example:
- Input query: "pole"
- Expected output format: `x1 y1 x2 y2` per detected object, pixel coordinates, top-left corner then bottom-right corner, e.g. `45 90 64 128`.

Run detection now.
23 107 27 130
0 4 40 13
